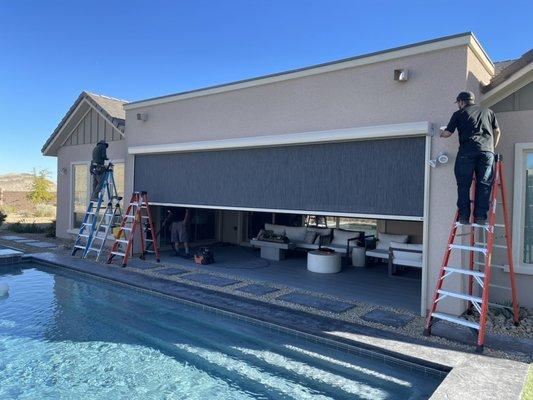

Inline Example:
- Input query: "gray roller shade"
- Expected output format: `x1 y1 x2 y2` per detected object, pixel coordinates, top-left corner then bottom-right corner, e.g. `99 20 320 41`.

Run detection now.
134 137 426 217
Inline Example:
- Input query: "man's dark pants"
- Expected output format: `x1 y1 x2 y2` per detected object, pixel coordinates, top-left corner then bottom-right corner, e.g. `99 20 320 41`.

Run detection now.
454 151 494 220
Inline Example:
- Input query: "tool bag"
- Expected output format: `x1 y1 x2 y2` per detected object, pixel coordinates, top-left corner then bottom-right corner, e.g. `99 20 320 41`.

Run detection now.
194 247 214 265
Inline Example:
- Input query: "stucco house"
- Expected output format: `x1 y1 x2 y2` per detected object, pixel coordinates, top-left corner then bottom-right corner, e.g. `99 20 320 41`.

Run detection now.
42 32 533 316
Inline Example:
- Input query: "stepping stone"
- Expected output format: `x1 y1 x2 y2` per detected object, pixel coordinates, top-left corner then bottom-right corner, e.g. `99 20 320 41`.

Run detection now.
278 293 355 313
11 239 38 243
0 236 26 240
25 242 58 248
155 267 189 276
183 273 240 287
131 263 159 270
236 284 278 296
361 309 414 328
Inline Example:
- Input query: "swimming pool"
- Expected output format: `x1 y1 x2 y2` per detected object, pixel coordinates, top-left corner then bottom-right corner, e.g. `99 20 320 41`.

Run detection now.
0 263 443 399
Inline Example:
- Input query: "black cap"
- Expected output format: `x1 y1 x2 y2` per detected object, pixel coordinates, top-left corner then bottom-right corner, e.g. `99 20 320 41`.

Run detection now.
97 140 109 147
455 91 475 103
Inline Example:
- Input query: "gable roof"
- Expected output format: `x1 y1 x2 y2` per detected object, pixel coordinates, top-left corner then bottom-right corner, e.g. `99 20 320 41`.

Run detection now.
125 32 493 110
482 49 533 93
42 91 127 156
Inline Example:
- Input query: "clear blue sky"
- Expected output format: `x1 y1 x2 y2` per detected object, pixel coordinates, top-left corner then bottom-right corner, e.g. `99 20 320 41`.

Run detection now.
1 0 531 180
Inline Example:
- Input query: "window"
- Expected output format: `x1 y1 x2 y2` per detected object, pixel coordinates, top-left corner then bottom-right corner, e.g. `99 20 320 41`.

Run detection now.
513 144 533 270
523 152 533 264
72 164 89 229
71 161 125 230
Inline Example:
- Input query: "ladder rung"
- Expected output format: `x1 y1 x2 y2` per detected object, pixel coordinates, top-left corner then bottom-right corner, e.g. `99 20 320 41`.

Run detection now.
443 267 485 278
431 312 480 329
117 239 129 244
474 242 508 249
437 289 482 303
74 245 86 249
489 284 511 290
78 234 89 238
449 244 487 254
141 216 150 219
100 225 109 229
111 251 126 257
121 227 132 231
473 261 508 269
145 239 153 242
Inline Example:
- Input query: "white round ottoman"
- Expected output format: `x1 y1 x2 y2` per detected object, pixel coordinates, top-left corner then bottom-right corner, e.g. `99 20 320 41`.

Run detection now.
307 250 341 273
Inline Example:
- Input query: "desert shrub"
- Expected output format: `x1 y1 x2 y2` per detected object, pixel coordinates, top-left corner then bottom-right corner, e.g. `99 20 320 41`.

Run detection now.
27 169 54 205
0 210 6 227
9 220 46 233
34 203 56 218
45 220 56 238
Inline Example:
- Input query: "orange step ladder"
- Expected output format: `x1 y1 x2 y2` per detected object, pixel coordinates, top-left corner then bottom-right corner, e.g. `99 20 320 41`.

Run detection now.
107 191 160 268
423 154 520 352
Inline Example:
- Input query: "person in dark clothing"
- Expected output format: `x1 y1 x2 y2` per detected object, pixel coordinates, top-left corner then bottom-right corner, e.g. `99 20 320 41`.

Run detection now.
90 140 109 199
163 208 191 257
440 91 501 225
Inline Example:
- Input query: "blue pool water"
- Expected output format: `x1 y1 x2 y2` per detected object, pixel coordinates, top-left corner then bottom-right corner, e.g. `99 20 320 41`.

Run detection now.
0 264 443 399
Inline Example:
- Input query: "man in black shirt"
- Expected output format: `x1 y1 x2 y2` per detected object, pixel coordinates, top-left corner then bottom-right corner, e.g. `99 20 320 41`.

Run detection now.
90 140 109 199
440 91 501 225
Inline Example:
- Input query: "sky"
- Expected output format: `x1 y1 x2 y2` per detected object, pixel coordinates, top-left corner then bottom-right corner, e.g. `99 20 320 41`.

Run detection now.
0 0 531 180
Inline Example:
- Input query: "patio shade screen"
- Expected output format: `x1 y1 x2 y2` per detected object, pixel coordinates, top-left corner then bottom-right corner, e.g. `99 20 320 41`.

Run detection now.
134 137 426 217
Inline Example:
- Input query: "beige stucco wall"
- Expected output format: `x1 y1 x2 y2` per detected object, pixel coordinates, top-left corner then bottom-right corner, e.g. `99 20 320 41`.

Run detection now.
55 141 127 239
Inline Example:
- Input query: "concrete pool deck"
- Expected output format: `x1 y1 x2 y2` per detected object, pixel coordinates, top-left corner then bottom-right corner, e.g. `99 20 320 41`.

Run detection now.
8 251 529 400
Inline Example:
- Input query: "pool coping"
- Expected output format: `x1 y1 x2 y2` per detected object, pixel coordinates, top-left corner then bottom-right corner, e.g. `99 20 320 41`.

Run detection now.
6 253 530 399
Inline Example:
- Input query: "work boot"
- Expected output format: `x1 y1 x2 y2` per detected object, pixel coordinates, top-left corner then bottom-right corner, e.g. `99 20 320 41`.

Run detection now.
474 217 487 225
457 216 470 225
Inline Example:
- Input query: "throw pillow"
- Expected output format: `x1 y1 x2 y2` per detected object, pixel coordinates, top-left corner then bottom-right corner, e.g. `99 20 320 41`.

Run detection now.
304 231 317 244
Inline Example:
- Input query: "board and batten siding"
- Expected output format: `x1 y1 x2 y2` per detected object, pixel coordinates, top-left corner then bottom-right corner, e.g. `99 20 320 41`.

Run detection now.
64 108 123 146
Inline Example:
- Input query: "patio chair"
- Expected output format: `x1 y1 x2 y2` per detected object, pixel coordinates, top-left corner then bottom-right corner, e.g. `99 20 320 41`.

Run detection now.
387 242 423 277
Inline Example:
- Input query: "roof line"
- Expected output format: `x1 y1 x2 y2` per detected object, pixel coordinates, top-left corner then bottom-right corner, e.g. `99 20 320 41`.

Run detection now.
125 32 486 110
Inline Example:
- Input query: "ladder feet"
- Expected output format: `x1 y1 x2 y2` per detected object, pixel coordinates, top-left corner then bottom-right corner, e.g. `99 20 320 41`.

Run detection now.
514 321 520 327
121 264 127 268
475 345 484 353
139 255 146 260
423 327 431 336
156 258 160 263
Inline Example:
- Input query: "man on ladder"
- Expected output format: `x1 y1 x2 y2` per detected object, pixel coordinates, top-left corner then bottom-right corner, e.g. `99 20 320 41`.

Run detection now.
90 140 109 199
440 91 501 225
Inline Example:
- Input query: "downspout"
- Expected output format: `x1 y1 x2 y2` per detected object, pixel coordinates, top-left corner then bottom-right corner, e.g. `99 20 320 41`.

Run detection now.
421 127 433 316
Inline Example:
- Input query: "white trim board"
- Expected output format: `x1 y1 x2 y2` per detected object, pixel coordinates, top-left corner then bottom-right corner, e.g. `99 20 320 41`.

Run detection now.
124 33 493 110
482 63 533 107
512 142 533 274
128 121 431 155
148 202 424 222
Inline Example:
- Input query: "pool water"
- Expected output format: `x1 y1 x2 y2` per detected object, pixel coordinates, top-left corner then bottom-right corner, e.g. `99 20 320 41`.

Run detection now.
0 264 443 399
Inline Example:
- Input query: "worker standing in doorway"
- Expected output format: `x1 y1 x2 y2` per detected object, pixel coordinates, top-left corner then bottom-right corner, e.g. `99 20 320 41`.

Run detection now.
169 208 191 258
90 140 109 199
440 91 501 225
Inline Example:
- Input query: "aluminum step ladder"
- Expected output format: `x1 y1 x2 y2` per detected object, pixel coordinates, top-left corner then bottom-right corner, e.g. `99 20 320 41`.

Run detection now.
106 191 161 267
84 197 123 261
72 163 120 258
423 154 520 353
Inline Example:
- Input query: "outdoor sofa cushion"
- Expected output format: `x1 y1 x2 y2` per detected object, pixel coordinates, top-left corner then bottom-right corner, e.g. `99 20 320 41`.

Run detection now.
390 242 423 263
264 223 286 236
330 229 360 246
376 233 409 250
283 226 308 242
304 231 317 244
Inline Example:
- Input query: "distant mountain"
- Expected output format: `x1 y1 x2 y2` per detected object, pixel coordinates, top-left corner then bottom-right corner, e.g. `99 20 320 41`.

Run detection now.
0 173 56 192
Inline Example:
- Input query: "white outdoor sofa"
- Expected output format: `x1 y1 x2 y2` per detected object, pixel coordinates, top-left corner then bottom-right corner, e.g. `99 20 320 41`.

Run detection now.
251 223 365 261
365 233 423 277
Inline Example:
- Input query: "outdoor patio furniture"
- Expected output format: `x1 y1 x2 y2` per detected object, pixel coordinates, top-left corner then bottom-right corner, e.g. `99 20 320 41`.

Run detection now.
388 242 423 277
250 239 294 261
365 232 409 263
351 246 366 267
307 250 341 273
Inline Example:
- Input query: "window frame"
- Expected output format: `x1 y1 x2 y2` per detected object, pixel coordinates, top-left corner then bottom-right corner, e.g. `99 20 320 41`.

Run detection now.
69 159 125 231
512 142 533 274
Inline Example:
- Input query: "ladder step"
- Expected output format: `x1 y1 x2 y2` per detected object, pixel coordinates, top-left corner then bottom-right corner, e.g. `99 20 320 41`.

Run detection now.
121 227 132 231
78 234 89 238
449 244 487 254
111 251 126 257
437 289 482 303
117 239 129 244
489 284 511 291
443 267 485 278
431 312 480 329
74 245 86 250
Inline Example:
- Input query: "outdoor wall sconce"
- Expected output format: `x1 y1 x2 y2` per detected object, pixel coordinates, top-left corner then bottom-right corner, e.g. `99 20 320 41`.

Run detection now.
136 113 148 122
428 151 449 168
59 167 68 176
394 68 409 82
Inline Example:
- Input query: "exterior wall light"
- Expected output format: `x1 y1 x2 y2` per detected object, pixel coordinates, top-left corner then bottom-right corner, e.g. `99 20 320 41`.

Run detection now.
428 151 449 168
394 69 409 82
136 113 148 122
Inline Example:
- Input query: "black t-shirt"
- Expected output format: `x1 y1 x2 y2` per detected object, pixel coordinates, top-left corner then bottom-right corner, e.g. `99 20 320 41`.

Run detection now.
446 104 499 153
